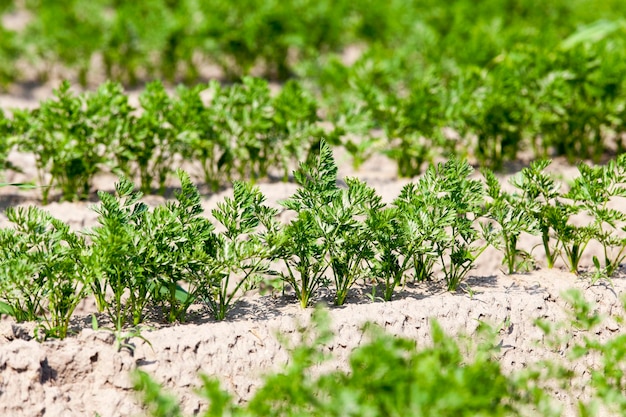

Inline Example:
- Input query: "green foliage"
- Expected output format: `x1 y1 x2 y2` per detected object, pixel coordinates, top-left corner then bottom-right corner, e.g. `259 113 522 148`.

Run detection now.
133 368 183 417
274 140 384 306
269 80 326 181
482 169 540 274
510 160 563 269
170 83 222 191
208 77 276 183
402 158 487 290
89 171 218 328
88 176 152 330
0 109 13 173
536 289 626 415
22 0 106 85
0 24 17 89
510 157 626 276
324 178 382 305
7 149 626 340
463 59 533 170
1 1 626 174
565 156 626 277
206 181 277 320
0 206 89 339
144 171 217 323
4 78 325 202
132 81 179 194
366 206 404 301
273 140 338 307
13 81 129 203
102 1 177 84
130 285 626 417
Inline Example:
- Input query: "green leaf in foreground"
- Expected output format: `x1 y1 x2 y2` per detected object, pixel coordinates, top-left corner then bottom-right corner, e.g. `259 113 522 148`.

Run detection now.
134 308 554 417
0 182 39 189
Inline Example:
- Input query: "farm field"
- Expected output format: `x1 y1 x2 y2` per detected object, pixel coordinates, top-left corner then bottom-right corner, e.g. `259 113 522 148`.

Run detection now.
1 141 626 416
0 150 624 417
2 1 626 416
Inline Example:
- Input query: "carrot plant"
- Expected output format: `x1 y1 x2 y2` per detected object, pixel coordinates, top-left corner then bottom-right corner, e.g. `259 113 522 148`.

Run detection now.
13 82 83 203
325 177 381 305
566 157 626 277
205 181 278 320
463 59 532 171
89 171 223 327
482 169 539 274
169 83 222 191
12 81 128 203
209 77 275 183
275 140 383 306
0 214 46 323
552 211 596 275
367 206 404 301
88 177 153 330
510 160 562 269
391 182 446 284
84 81 135 178
511 161 594 274
0 207 89 339
410 158 488 290
131 81 178 194
143 171 218 323
269 80 326 181
0 21 17 89
0 109 12 173
272 141 336 307
378 77 443 177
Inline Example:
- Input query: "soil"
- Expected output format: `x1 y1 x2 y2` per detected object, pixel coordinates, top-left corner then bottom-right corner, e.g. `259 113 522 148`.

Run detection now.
2 77 626 417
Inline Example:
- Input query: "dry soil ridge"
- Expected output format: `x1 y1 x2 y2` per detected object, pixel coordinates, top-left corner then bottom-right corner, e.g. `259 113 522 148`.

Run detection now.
1 270 625 417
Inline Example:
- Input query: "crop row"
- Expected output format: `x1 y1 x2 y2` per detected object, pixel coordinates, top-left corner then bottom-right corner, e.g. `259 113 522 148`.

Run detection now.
2 141 625 340
0 0 390 85
3 51 626 203
2 3 626 178
0 78 330 203
314 19 626 172
3 3 626 175
1 0 624 87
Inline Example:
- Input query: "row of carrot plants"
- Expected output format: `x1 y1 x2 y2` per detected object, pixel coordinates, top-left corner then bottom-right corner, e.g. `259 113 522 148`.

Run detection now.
4 0 626 88
1 3 626 180
0 0 404 86
3 0 624 87
315 19 626 173
2 52 626 204
0 78 329 203
1 140 625 340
